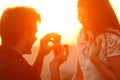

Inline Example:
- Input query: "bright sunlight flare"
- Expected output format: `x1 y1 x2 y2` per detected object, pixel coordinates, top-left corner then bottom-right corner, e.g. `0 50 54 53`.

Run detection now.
0 0 81 45
0 0 120 45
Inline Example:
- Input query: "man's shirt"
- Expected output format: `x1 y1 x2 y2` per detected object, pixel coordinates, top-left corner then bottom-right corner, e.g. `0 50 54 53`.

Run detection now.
0 45 41 80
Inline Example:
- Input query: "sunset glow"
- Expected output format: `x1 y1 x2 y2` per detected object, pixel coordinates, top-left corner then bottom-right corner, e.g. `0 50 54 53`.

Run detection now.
0 0 120 45
0 0 120 79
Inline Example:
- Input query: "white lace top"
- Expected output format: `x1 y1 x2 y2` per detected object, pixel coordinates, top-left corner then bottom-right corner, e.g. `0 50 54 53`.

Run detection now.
77 27 120 80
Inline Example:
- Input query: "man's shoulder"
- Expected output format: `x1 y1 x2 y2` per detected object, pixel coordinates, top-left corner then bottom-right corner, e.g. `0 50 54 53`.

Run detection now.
0 45 41 80
0 45 30 70
0 45 26 64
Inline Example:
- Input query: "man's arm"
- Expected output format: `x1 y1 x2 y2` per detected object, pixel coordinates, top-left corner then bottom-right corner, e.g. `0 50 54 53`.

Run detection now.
33 33 62 75
33 51 45 75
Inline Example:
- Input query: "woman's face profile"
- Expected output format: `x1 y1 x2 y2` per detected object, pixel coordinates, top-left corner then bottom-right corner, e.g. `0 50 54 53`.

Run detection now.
77 5 90 27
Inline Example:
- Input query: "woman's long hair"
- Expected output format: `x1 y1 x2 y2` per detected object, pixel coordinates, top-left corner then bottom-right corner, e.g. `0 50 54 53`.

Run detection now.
77 0 120 33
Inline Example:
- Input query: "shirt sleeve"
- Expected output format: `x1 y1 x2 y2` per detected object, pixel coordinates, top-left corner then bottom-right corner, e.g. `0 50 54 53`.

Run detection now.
106 32 120 57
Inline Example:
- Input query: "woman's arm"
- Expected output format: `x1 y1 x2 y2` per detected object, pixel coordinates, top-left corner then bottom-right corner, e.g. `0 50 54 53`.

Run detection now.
108 56 120 80
88 38 117 80
50 45 69 80
105 32 120 80
49 60 61 80
90 56 117 80
72 59 84 80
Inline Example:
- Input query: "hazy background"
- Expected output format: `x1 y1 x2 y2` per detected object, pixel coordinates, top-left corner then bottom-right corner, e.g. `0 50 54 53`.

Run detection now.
0 0 120 80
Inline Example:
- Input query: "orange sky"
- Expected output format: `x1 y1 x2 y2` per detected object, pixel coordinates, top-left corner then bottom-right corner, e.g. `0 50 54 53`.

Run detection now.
0 0 120 45
0 1 120 78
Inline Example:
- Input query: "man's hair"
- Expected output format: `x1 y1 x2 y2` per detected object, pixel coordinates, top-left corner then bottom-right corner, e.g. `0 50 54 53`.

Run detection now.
77 0 120 32
0 6 41 45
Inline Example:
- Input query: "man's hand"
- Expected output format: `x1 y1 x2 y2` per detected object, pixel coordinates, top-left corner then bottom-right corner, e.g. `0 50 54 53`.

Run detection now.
38 33 60 57
33 33 61 75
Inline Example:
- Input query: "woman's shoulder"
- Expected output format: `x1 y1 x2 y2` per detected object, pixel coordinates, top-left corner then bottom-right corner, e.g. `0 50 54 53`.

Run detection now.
105 27 120 36
104 27 120 57
104 27 120 44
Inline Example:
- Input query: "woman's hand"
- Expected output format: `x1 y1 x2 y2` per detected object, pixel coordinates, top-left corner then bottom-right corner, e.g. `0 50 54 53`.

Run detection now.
88 38 102 60
49 45 69 80
83 31 102 59
52 45 69 65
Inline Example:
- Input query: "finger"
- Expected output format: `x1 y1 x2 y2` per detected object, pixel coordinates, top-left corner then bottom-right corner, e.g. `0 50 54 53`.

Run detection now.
97 38 102 48
87 32 94 46
46 33 58 36
87 32 93 43
52 44 60 56
87 32 91 43
41 33 61 45
61 45 69 59
60 47 65 56
65 45 69 57
60 49 67 61
43 33 59 40
88 32 96 46
63 45 69 56
53 44 61 49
